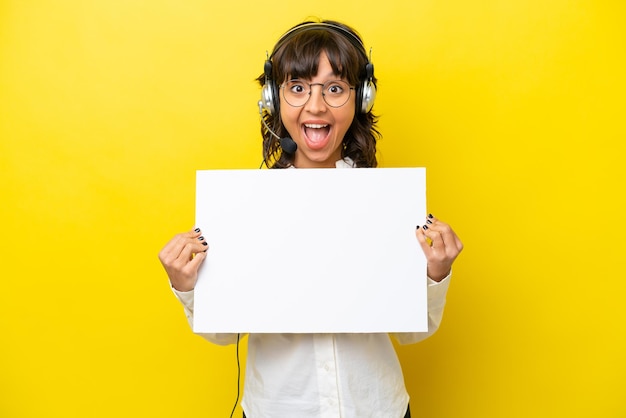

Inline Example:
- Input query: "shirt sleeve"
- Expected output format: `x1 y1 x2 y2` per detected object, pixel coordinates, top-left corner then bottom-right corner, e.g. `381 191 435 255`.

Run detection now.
171 285 241 346
391 272 452 345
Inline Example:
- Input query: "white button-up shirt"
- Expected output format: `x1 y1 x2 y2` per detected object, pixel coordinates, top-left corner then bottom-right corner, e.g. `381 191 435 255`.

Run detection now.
174 274 449 418
172 159 452 417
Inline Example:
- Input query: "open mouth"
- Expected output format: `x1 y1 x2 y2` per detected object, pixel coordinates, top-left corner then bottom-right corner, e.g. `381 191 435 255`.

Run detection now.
303 123 331 149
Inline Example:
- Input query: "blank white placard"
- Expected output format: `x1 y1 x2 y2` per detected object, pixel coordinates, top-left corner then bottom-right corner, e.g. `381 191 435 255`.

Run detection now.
193 167 427 334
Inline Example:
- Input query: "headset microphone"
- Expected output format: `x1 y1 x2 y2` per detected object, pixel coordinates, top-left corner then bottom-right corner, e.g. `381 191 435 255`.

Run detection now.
280 137 298 154
257 100 298 154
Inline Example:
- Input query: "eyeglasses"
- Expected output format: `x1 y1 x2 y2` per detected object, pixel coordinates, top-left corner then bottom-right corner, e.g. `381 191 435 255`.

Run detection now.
280 79 355 108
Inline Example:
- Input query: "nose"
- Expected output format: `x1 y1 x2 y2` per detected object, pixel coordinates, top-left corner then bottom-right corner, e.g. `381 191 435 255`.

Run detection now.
304 84 327 113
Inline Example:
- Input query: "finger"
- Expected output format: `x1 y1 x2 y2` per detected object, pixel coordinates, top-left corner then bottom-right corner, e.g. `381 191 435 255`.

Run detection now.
159 228 206 266
185 249 208 273
180 235 210 262
159 235 189 266
166 240 208 286
415 225 433 253
438 224 463 255
423 224 445 252
424 216 461 253
169 251 205 292
178 228 204 256
433 223 458 253
159 228 199 257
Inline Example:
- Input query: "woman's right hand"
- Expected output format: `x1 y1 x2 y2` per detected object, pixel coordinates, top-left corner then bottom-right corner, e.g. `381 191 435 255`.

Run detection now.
158 227 208 292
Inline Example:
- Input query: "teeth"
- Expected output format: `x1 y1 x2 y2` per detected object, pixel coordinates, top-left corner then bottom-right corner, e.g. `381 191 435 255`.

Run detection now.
304 124 328 129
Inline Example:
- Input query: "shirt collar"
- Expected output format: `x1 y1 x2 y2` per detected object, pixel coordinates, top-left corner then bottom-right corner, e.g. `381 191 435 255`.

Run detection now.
289 157 354 169
335 157 355 168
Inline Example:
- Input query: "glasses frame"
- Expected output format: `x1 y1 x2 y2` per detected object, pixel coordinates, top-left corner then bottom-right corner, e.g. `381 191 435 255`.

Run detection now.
280 79 355 108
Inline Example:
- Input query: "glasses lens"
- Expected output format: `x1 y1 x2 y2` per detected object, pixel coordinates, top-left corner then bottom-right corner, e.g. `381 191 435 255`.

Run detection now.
282 80 352 108
323 80 351 107
282 80 309 107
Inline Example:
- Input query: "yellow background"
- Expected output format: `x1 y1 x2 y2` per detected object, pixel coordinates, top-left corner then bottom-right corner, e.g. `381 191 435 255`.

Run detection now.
1 0 624 417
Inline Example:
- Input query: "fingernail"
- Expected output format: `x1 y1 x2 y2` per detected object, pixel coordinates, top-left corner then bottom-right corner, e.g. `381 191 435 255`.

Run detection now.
202 241 208 246
423 224 429 230
198 236 205 241
194 227 201 233
428 214 434 219
416 225 420 230
426 218 432 224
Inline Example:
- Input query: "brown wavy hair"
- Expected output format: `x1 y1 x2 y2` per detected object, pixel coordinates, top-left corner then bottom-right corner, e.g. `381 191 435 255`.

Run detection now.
258 20 381 168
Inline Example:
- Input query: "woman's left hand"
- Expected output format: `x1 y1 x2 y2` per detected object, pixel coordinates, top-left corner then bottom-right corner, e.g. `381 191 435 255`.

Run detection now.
415 214 463 282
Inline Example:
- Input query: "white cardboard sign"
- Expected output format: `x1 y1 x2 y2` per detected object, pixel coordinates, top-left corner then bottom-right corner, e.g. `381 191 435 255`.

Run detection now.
193 167 427 334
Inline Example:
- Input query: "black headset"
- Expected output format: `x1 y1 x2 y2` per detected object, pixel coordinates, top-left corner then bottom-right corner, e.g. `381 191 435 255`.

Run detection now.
260 22 376 116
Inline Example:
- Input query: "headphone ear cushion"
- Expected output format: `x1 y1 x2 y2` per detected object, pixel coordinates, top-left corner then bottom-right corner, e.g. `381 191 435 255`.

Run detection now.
261 82 279 115
261 60 280 115
360 80 376 113
355 82 363 114
270 80 280 115
358 62 376 113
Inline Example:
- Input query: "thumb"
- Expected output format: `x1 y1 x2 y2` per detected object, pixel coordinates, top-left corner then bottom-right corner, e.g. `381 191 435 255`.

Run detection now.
190 249 208 268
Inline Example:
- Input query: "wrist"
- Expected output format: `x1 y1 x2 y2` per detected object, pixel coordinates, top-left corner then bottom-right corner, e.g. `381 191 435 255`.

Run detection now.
427 268 450 283
171 280 194 292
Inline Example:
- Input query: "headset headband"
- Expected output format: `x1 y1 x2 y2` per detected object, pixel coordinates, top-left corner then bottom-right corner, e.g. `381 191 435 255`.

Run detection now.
270 22 370 62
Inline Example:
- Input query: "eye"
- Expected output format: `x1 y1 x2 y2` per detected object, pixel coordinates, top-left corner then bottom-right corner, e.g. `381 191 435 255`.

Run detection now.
326 82 345 95
288 80 307 95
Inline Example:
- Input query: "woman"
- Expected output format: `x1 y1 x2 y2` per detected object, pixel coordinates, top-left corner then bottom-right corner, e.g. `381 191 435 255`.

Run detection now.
159 19 463 418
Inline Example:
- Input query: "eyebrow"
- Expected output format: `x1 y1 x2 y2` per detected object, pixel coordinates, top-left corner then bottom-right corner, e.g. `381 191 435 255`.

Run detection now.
294 71 344 81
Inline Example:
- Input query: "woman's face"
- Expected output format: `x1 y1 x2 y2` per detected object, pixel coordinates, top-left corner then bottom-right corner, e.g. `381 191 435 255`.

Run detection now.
279 51 356 168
